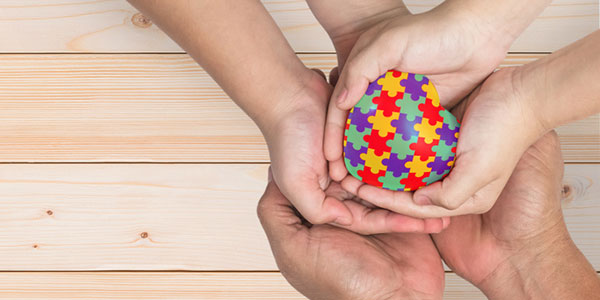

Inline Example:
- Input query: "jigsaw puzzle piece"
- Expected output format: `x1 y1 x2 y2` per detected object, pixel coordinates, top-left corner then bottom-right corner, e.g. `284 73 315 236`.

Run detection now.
377 70 409 97
400 172 430 191
400 73 429 101
390 113 422 141
368 110 400 136
405 155 435 177
360 148 390 173
418 98 444 125
409 137 439 158
379 171 409 191
357 166 386 188
414 117 442 144
346 124 371 150
382 153 413 177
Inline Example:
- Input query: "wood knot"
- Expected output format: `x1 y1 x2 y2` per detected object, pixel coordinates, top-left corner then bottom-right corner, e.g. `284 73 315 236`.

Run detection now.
561 185 571 198
32 244 38 249
132 13 152 28
46 210 53 216
140 232 149 239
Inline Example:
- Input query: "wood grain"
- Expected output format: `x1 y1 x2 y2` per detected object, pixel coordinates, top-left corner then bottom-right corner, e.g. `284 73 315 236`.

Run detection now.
0 163 597 271
0 0 596 53
0 53 598 163
0 271 494 299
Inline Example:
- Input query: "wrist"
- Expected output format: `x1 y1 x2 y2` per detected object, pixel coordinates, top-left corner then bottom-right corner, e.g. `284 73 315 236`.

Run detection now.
256 68 331 142
441 0 551 50
478 224 600 300
477 226 572 299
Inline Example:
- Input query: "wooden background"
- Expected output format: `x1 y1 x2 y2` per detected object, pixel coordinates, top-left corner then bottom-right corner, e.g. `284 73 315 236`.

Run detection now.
0 0 598 298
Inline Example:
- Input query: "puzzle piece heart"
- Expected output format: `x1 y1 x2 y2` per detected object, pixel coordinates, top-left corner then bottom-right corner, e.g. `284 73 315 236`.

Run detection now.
343 70 460 191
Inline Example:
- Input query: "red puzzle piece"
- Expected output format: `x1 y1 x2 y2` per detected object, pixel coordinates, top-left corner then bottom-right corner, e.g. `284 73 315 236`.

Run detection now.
363 129 394 156
357 166 386 188
400 172 430 191
372 90 402 117
409 137 439 159
418 98 444 125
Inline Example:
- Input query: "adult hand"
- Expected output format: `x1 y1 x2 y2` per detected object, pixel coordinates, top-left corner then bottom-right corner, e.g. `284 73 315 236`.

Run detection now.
265 69 449 233
257 172 445 300
432 132 600 299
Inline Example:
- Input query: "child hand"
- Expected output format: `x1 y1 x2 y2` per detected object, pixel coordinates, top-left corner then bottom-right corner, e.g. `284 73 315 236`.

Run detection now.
265 69 449 232
323 5 512 183
355 67 547 217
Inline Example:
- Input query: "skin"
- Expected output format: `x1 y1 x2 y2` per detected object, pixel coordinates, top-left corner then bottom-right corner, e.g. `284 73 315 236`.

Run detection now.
126 0 448 234
257 172 445 300
433 131 600 299
353 30 600 218
312 0 600 218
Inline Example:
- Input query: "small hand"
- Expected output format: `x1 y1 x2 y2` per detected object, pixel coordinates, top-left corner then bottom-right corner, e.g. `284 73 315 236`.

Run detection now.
266 69 449 232
356 67 546 217
257 174 445 300
322 4 512 183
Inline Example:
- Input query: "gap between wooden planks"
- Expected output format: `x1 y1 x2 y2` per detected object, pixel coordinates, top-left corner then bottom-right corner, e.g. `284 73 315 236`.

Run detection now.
0 271 491 299
0 271 596 299
0 53 598 163
0 0 596 52
0 163 597 271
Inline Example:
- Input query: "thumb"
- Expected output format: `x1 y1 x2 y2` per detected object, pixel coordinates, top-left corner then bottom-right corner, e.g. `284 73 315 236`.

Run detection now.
413 155 491 211
257 175 304 245
331 43 390 110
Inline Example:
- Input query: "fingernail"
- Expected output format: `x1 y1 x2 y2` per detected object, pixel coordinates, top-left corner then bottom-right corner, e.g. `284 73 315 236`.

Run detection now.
415 195 432 206
336 88 348 106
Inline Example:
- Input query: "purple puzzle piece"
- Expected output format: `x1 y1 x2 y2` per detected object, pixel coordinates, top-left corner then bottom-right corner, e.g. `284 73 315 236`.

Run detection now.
401 73 429 101
344 142 367 167
428 156 454 175
391 113 422 141
436 123 460 146
383 153 413 177
366 74 386 95
349 108 376 132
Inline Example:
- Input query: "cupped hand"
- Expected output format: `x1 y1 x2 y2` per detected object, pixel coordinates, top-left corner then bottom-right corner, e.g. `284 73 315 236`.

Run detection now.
264 69 449 233
432 131 569 290
321 3 512 183
257 174 445 300
356 67 547 217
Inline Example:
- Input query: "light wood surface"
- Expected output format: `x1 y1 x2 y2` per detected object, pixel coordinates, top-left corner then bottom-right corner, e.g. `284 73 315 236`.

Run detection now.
0 53 598 163
0 272 494 299
0 0 596 53
0 163 597 271
2 1 599 297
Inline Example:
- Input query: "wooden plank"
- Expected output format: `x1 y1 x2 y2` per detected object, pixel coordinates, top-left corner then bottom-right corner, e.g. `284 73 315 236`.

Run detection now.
0 271 492 299
0 0 596 53
0 163 597 271
0 53 597 163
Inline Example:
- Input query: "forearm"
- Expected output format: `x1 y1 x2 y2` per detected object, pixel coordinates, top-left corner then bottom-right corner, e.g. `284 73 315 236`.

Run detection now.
479 230 600 299
126 0 311 130
439 0 551 49
518 30 600 130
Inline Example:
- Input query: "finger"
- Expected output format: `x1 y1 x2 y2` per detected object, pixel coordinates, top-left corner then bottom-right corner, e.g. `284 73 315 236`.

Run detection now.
257 179 306 245
442 217 451 229
331 44 388 110
323 96 349 165
423 218 444 234
335 200 427 234
329 66 339 86
328 157 348 182
340 174 364 195
413 156 491 210
357 183 458 218
310 68 327 81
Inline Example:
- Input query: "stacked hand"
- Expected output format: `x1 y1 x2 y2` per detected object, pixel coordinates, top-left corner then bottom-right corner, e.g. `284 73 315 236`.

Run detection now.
264 69 450 233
